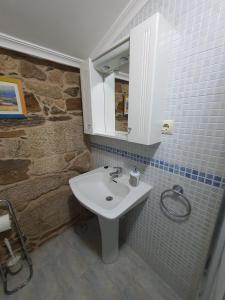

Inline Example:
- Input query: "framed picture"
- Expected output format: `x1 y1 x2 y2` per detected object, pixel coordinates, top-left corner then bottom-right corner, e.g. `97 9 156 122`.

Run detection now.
123 95 128 115
0 76 27 118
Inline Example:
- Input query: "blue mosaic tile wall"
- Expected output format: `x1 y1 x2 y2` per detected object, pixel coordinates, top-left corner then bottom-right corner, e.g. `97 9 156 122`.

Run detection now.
91 142 225 189
90 0 225 299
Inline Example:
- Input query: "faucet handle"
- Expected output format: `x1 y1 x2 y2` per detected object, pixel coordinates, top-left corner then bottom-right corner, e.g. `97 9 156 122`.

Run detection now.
113 166 122 174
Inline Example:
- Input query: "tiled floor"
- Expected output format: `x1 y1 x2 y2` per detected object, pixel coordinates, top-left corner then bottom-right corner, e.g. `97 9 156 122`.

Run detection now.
0 217 180 300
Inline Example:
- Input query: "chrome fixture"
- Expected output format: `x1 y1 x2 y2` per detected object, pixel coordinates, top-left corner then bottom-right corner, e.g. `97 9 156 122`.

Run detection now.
0 199 33 294
160 185 191 221
109 167 122 180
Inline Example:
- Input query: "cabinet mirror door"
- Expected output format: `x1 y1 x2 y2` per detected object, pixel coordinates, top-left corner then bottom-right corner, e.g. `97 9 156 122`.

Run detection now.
93 40 130 137
114 63 129 133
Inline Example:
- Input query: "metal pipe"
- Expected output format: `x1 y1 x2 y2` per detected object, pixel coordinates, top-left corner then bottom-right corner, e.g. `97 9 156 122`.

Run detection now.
0 199 33 295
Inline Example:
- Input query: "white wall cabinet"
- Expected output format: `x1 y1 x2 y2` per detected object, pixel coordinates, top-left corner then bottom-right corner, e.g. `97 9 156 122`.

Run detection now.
80 58 105 134
80 13 169 145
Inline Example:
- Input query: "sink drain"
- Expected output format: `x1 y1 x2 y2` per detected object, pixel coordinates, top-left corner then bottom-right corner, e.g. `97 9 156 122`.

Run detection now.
106 196 113 201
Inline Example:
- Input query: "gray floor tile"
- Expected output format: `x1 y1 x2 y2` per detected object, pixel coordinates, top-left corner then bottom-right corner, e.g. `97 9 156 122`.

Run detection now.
0 217 180 300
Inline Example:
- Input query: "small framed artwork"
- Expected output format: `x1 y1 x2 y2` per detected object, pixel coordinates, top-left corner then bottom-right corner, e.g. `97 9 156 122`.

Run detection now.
123 95 128 115
0 76 27 118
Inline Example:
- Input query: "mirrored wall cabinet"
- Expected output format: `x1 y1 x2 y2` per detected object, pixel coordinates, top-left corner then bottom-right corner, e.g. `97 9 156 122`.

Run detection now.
80 13 169 145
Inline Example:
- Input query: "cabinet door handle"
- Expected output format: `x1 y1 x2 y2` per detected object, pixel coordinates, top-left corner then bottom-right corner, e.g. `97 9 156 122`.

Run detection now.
128 127 132 134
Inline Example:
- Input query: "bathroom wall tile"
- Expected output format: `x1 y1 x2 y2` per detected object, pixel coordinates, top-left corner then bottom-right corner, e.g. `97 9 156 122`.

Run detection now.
90 0 225 299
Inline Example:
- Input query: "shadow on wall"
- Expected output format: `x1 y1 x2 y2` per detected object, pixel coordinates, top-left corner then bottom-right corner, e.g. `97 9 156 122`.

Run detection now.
121 141 160 174
120 201 147 247
70 215 101 259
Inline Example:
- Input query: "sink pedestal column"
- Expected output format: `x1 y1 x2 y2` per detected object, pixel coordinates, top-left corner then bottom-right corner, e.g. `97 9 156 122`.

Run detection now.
98 216 119 264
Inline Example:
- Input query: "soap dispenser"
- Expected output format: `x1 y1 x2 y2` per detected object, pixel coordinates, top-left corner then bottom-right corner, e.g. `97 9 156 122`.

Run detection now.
129 167 140 187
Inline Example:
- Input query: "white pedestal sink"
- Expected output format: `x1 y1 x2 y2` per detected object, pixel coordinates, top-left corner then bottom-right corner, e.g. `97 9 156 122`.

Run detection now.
69 167 152 263
98 216 119 263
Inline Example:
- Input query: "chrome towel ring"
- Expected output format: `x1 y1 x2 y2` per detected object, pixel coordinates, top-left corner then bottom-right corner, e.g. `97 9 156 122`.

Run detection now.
160 185 191 221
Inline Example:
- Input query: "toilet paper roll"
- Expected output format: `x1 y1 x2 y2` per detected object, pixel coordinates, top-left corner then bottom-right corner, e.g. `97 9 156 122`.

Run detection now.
0 214 11 233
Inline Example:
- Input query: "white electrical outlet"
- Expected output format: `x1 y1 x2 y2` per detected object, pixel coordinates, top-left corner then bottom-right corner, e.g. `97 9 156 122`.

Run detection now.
162 120 174 134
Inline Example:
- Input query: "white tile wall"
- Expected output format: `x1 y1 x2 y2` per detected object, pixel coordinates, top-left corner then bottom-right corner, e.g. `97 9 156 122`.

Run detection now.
90 0 225 299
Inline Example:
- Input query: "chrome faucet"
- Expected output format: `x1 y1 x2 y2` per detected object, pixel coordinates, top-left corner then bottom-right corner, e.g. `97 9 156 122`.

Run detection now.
109 167 122 180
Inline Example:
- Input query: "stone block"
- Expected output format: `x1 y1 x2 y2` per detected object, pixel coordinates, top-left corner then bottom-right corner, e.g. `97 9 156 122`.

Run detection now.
50 106 66 114
0 54 17 72
0 130 26 138
48 69 63 85
30 154 68 175
64 87 79 97
66 98 82 111
69 111 82 116
0 159 30 185
54 99 66 110
115 82 122 93
64 152 76 162
0 172 78 211
41 97 54 107
3 118 88 158
18 186 81 247
43 105 50 115
0 116 45 128
122 84 129 94
24 92 41 112
48 116 71 121
25 80 62 99
64 71 80 85
68 150 92 173
20 60 47 81
0 148 6 158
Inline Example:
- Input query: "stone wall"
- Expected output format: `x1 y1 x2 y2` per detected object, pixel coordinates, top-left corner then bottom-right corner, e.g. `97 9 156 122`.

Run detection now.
0 48 93 259
115 79 128 132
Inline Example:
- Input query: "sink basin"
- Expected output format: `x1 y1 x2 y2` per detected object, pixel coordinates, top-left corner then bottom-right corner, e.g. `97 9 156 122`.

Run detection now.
69 167 151 219
69 166 152 263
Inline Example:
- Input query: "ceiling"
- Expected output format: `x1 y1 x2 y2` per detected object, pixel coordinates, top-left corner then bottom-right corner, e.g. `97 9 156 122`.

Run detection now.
0 0 131 59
